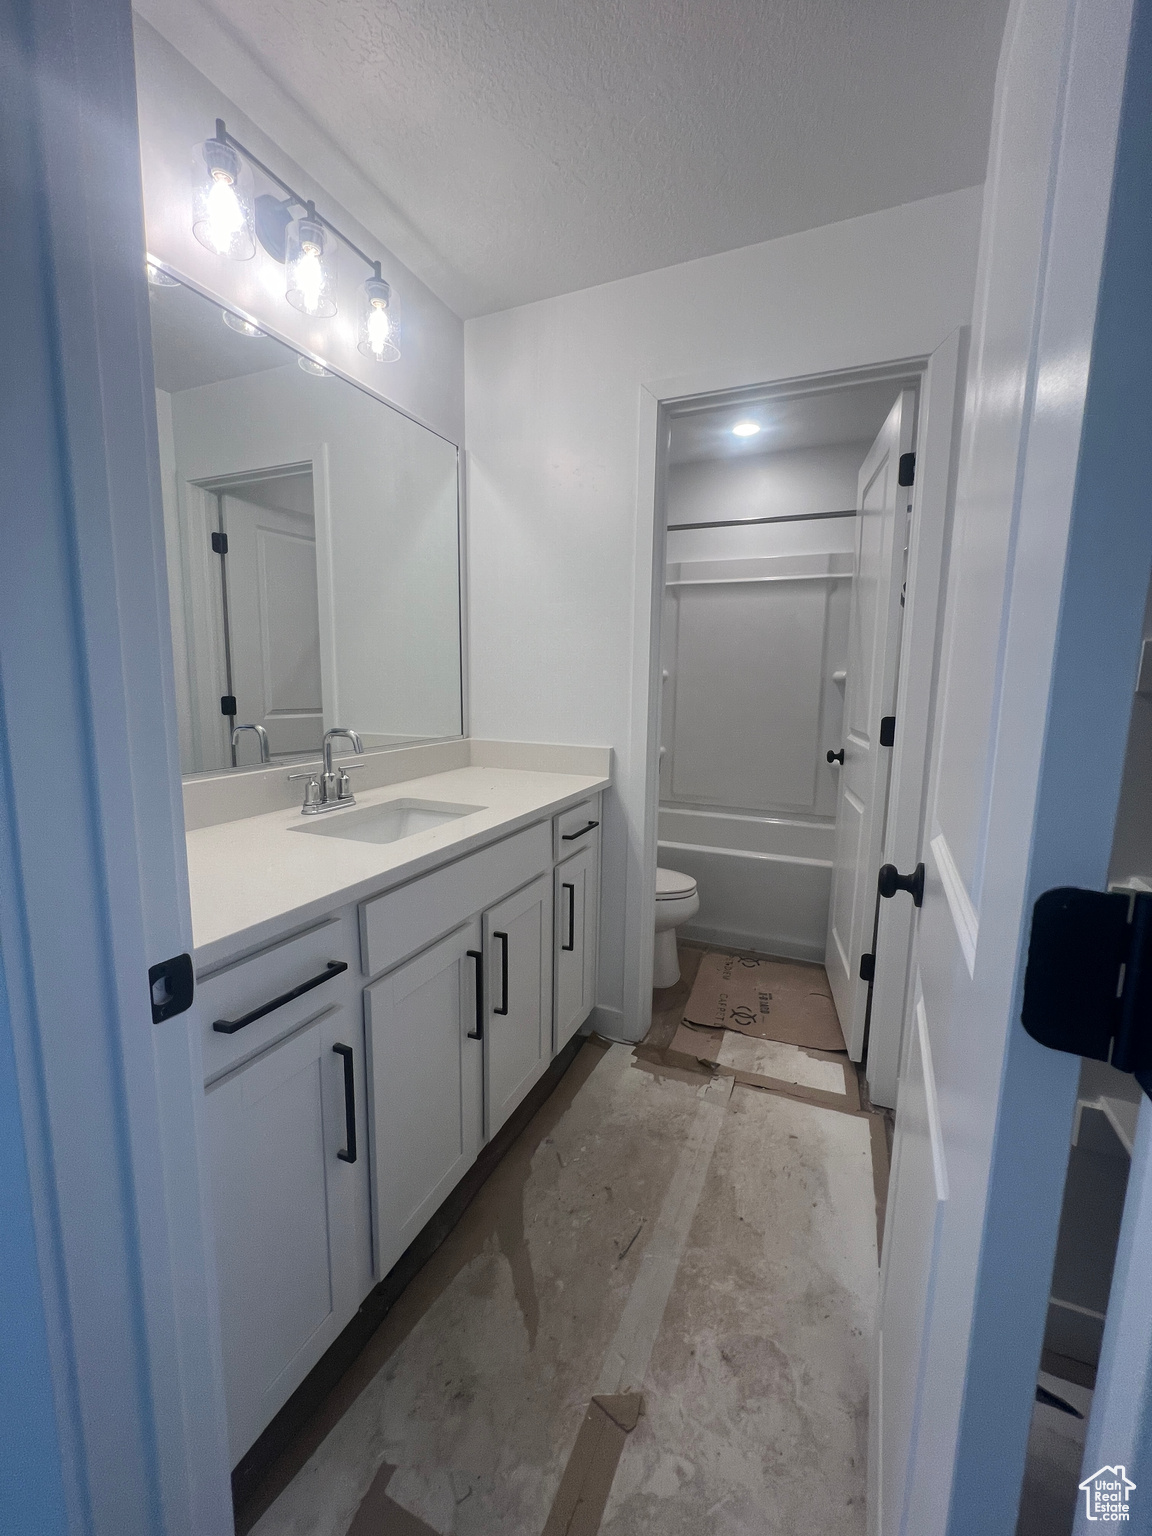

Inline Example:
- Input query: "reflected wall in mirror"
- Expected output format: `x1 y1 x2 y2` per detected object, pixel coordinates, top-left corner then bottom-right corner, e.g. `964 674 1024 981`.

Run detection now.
148 276 463 774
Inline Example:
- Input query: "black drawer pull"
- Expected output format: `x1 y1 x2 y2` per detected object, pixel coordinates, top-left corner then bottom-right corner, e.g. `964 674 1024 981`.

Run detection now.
561 819 599 842
332 1043 357 1163
562 883 576 951
211 960 348 1034
466 949 484 1039
494 931 509 1015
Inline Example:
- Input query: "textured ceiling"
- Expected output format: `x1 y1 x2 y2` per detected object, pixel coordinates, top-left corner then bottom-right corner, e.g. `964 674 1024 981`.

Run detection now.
155 0 1009 319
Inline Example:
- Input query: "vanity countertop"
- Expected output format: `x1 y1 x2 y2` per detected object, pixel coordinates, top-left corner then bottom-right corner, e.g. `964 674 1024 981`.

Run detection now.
186 764 609 970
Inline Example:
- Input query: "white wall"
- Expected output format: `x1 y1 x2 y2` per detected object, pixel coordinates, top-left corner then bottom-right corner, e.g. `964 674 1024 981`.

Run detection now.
133 18 464 446
667 441 869 527
465 186 983 1033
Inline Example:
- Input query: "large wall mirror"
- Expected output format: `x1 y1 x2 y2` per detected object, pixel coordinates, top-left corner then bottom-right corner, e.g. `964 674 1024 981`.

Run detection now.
147 275 463 774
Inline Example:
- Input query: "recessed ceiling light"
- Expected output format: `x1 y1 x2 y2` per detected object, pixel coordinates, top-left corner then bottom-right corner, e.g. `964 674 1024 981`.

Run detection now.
222 310 265 337
732 420 761 438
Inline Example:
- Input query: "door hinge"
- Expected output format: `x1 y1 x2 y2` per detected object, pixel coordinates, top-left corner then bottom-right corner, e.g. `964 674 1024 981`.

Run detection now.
879 715 896 747
859 953 875 983
220 694 237 716
1022 887 1152 1097
898 452 916 487
211 530 228 555
148 953 194 1024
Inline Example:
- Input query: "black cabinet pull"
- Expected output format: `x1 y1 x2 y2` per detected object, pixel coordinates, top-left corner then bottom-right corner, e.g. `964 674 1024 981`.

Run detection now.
211 960 348 1034
466 949 484 1039
493 931 509 1015
332 1043 357 1163
561 819 599 842
827 748 845 765
562 883 576 951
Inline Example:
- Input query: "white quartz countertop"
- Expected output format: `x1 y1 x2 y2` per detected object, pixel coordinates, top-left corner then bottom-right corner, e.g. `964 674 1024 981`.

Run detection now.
186 765 609 969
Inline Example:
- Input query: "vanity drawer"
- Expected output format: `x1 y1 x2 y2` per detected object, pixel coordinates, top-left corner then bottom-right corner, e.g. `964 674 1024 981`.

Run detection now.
554 796 602 860
198 913 356 1083
360 820 551 979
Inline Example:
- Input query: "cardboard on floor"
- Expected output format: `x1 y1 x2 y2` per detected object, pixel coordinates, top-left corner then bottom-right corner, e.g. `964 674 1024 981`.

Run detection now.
682 950 846 1053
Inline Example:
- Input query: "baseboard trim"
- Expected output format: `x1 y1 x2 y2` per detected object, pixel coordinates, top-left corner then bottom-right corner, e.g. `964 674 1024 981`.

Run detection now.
231 1032 586 1529
678 921 825 965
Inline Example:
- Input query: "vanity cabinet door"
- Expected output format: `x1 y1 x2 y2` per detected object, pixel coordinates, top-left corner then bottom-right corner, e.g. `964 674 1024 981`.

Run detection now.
554 839 599 1052
484 873 553 1139
205 1006 364 1465
364 920 484 1278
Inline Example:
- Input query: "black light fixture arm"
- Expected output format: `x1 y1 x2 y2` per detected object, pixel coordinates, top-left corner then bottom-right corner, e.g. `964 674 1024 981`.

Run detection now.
213 119 381 278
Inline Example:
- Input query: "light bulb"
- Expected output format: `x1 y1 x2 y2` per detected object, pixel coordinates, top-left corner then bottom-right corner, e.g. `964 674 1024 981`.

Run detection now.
285 213 337 318
357 274 401 361
295 246 325 314
205 174 243 253
732 420 761 438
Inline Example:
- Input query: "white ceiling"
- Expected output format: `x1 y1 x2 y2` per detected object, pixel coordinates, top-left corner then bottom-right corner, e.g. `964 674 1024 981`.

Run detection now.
668 378 908 466
146 0 1008 320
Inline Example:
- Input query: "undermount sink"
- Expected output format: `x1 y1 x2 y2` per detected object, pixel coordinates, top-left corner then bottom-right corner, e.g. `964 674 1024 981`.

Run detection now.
292 798 485 845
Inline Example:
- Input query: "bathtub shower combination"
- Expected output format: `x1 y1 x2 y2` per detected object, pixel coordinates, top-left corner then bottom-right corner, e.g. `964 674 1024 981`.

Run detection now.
656 418 871 965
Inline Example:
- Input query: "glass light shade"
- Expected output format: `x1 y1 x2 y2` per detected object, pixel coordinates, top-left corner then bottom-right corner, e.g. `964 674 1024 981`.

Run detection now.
191 139 256 260
146 261 180 287
297 356 332 377
222 309 265 337
357 276 401 361
285 216 337 318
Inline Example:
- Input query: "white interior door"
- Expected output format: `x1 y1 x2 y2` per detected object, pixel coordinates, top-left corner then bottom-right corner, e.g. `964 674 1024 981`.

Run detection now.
869 0 1140 1529
826 390 915 1057
222 485 323 759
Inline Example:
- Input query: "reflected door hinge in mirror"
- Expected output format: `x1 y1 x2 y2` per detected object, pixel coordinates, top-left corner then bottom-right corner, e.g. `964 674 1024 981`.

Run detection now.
149 953 194 1024
1022 887 1152 1098
211 530 228 555
880 715 896 747
220 695 236 716
898 452 916 486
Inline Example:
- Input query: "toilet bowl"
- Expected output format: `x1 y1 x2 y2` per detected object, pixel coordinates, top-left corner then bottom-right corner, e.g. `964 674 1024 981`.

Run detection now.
653 867 700 988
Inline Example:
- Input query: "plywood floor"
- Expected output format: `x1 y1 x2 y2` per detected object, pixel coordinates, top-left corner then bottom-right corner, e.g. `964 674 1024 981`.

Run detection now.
242 944 886 1536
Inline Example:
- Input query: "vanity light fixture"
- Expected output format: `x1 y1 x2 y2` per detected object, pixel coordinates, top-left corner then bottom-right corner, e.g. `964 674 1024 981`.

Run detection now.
146 260 180 287
297 356 332 377
192 130 255 259
222 310 266 337
357 268 400 362
732 420 762 438
191 119 401 358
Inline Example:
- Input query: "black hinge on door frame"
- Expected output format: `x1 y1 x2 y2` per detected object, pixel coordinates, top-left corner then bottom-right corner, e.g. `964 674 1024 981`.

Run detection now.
898 452 916 487
211 530 228 555
220 694 237 716
148 953 194 1024
1022 887 1152 1099
879 715 896 748
859 952 876 983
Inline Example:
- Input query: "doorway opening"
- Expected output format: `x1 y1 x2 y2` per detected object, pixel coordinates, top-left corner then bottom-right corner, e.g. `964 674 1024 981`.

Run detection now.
646 363 923 1091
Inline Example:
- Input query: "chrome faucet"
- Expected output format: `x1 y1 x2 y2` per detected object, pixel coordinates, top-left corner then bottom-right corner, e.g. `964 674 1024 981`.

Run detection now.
290 727 364 815
232 723 270 763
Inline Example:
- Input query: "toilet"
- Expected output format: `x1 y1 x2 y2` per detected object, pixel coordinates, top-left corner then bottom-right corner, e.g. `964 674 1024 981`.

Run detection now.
653 867 700 987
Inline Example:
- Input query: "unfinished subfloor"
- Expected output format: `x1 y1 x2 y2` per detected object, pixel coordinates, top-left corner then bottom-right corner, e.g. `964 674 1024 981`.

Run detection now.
242 945 885 1536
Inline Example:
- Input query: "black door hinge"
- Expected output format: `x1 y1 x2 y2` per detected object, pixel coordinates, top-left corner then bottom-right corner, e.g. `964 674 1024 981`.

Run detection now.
1022 888 1152 1098
859 953 875 982
880 715 896 747
220 694 237 716
211 530 228 555
898 452 916 487
149 953 194 1024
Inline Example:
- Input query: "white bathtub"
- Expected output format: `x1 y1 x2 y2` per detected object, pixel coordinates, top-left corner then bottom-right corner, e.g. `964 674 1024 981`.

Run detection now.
657 806 833 963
